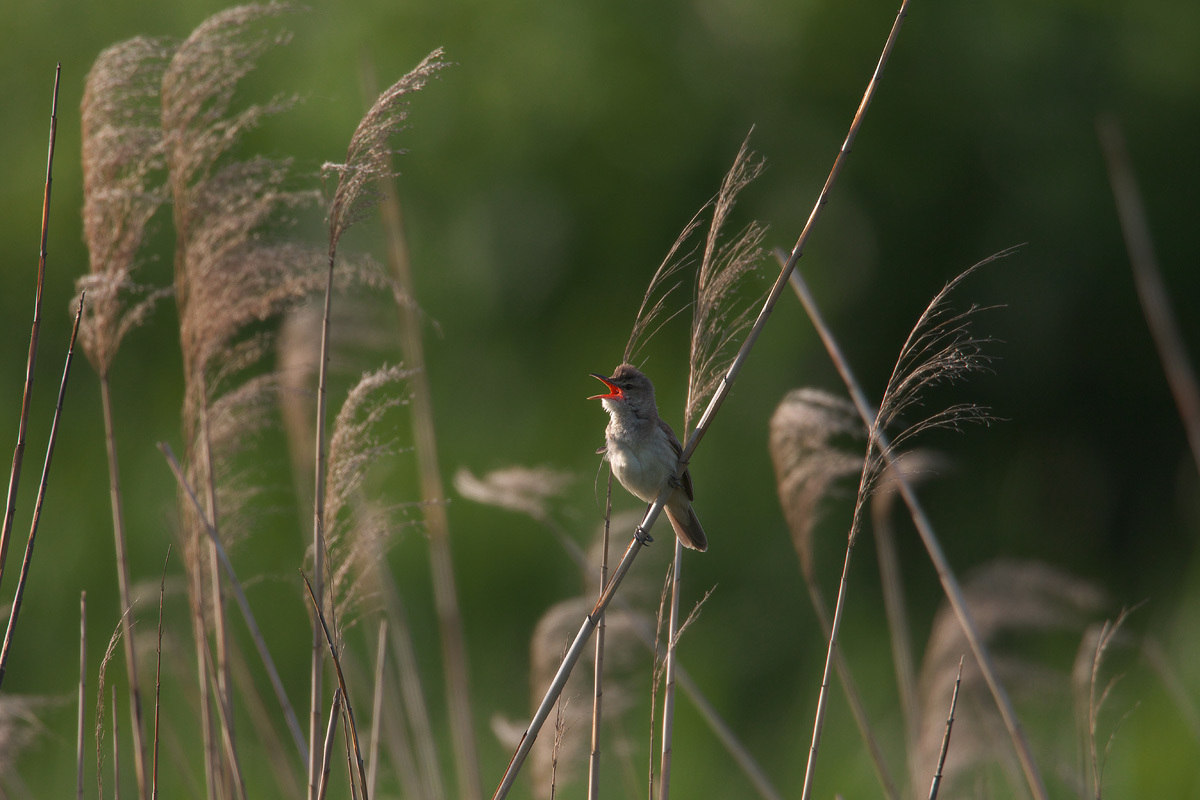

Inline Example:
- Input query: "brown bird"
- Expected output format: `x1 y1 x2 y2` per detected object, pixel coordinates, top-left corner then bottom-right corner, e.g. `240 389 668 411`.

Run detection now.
589 363 708 552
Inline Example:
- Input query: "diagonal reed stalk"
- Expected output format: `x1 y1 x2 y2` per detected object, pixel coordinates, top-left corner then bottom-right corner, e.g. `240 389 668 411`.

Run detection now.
0 63 60 594
587 471 613 800
303 574 371 799
1097 115 1200 476
491 3 911 793
0 295 85 689
927 656 964 800
457 466 780 799
786 262 1048 800
158 442 307 763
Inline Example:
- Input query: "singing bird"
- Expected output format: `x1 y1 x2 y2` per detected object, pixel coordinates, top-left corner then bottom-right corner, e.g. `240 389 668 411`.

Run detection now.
589 364 708 551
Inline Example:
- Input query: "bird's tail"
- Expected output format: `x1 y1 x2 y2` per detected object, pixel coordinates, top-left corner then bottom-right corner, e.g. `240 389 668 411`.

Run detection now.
665 498 708 552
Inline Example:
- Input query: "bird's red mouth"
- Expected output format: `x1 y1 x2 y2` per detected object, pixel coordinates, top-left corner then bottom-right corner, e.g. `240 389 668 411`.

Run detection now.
588 373 623 400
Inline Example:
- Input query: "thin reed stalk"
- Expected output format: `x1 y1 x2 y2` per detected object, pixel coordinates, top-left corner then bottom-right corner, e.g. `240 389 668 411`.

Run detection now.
0 296 85 689
0 63 60 593
158 443 307 763
1097 115 1200 476
871 454 928 775
77 592 87 800
367 621 387 800
317 688 343 800
587 472 613 800
648 562 674 800
787 263 1048 800
113 686 121 800
200 630 247 800
386 590 444 800
99 377 150 798
97 610 135 800
657 541 683 800
341 706 360 800
927 657 963 800
196 385 235 793
303 574 371 799
152 547 170 800
458 467 782 800
376 95 480 800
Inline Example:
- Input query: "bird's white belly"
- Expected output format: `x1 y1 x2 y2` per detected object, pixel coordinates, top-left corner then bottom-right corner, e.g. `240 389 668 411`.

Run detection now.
606 433 675 504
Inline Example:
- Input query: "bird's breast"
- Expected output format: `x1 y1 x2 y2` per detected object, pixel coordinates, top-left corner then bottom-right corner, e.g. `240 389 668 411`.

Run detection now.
604 425 676 504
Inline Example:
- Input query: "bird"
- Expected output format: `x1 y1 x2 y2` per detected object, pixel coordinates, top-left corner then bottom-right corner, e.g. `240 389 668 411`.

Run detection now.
588 363 708 552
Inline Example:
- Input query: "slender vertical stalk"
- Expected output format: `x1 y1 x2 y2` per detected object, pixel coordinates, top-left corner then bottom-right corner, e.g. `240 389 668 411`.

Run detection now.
928 657 963 800
152 547 170 800
0 295 84 688
380 171 480 800
99 375 149 799
657 541 684 800
195 378 235 797
0 63 60 591
317 689 343 800
188 543 217 800
872 479 919 783
201 631 247 800
367 620 387 800
309 247 336 800
303 574 371 799
113 685 122 800
587 472 613 800
77 591 87 800
1097 116 1200 475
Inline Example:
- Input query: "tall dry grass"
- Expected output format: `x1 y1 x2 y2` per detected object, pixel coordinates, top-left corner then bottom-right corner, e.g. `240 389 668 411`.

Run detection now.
2 2 1195 800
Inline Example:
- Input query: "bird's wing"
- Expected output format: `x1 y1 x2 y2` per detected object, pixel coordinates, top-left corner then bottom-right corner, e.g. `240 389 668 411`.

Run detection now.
658 417 694 501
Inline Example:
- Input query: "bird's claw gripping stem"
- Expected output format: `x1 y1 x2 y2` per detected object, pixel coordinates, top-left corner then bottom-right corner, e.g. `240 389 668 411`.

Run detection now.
634 525 654 545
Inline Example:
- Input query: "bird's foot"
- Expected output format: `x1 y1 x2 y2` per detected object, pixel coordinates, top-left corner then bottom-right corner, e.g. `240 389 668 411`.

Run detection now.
634 525 654 546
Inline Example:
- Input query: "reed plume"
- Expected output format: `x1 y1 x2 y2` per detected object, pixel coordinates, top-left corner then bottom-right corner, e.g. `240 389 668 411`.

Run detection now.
309 46 447 798
321 364 415 625
162 5 319 792
78 35 174 800
683 135 767 433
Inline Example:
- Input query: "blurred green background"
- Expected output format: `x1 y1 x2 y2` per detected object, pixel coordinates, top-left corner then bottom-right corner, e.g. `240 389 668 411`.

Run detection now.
1 0 1198 797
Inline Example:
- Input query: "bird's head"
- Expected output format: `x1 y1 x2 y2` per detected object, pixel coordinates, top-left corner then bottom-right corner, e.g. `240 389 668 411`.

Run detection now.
589 363 656 418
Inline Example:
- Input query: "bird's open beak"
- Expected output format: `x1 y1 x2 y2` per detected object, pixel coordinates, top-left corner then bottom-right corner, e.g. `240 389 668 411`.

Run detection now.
588 373 623 400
